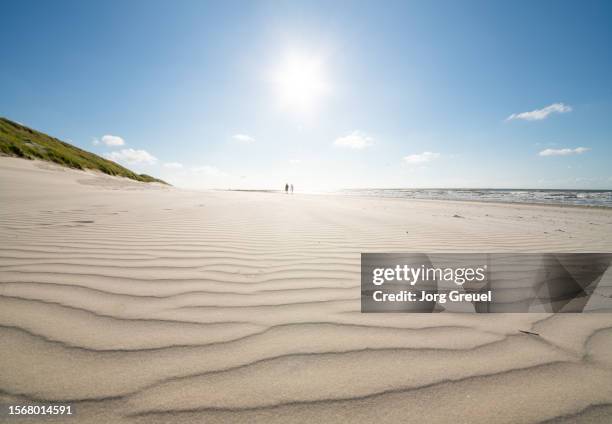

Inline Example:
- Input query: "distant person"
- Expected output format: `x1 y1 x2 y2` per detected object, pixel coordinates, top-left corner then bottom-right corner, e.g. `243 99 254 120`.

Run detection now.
285 183 289 193
290 184 294 193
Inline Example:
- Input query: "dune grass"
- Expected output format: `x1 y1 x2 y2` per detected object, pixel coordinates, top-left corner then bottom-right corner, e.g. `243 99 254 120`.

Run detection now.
0 117 168 184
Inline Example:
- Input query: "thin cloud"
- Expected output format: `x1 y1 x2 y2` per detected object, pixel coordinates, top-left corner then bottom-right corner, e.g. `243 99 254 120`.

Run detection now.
232 134 255 143
538 147 590 157
333 131 373 149
104 148 157 165
163 162 183 169
506 103 572 121
403 151 440 164
192 165 227 177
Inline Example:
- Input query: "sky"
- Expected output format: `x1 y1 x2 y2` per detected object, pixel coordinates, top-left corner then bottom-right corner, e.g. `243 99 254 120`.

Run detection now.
1 0 611 190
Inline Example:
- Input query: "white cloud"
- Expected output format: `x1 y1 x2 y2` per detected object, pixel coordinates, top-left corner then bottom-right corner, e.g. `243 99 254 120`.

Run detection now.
289 159 301 164
538 147 591 157
506 103 572 121
104 148 157 165
333 131 373 149
93 134 126 146
403 151 440 164
163 162 183 169
192 165 227 177
232 134 255 143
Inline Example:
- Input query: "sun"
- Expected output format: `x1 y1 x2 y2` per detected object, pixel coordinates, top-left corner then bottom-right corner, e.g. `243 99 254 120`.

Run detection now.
272 52 329 114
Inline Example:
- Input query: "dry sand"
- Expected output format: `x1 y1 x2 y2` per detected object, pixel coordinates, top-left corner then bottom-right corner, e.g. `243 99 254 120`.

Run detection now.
1 156 612 423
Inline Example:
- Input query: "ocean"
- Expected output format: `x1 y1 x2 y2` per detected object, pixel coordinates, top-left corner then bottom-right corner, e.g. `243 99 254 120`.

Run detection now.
335 188 612 208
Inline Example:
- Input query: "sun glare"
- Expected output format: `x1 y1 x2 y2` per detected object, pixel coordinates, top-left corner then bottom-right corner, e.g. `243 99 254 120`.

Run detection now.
273 52 329 114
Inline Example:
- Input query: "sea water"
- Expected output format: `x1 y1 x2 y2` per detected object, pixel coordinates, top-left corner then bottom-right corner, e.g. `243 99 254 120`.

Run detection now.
335 188 612 207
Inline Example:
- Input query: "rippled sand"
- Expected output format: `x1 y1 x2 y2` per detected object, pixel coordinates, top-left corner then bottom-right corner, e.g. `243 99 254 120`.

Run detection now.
1 156 612 423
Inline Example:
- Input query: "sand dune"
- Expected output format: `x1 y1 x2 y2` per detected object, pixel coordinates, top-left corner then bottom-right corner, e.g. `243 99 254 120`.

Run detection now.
1 156 612 423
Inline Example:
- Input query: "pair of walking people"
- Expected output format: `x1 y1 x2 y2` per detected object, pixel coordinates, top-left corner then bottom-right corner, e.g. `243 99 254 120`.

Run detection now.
284 183 293 194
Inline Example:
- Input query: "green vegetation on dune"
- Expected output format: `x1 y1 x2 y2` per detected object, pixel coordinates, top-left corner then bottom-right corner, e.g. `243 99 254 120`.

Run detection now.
0 117 168 185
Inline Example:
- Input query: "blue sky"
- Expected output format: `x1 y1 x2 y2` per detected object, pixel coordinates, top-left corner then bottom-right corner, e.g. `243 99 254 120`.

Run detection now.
1 0 611 189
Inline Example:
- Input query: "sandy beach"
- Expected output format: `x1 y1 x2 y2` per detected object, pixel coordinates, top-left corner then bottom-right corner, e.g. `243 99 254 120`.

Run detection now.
1 156 612 423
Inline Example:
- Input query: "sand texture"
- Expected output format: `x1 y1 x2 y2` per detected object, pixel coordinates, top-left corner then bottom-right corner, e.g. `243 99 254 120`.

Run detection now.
1 156 612 423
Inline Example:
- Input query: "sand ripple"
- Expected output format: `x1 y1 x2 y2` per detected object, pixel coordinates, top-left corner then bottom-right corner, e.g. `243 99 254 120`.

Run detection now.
2 157 612 423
